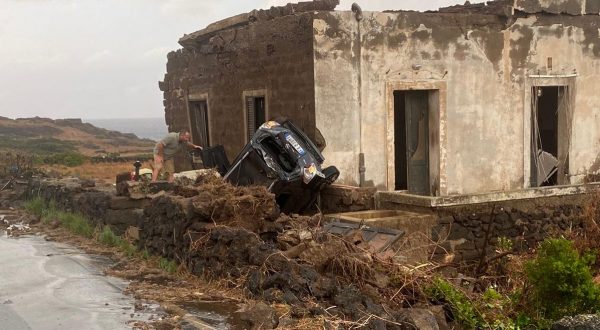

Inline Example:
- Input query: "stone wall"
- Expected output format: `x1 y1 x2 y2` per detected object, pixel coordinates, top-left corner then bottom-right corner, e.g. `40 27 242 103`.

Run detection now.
26 178 147 235
313 6 600 193
432 194 590 263
22 177 597 267
320 184 376 214
376 185 599 263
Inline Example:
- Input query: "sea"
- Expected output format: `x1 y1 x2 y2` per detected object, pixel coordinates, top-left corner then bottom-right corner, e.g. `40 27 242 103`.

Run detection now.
85 117 168 141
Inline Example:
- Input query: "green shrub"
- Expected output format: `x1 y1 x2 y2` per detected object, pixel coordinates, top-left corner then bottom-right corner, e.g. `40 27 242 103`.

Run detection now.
24 197 45 217
140 249 151 260
426 277 484 328
118 240 137 257
41 152 87 167
57 212 94 238
525 238 600 320
98 226 121 246
158 258 177 274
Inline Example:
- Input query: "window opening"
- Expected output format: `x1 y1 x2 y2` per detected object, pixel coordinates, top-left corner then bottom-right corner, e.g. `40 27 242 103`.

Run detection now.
246 96 266 141
531 86 572 187
189 100 209 147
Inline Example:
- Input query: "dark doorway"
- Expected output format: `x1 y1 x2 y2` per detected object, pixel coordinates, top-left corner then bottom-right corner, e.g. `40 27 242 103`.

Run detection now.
531 86 565 187
246 96 266 140
189 100 210 147
393 90 431 195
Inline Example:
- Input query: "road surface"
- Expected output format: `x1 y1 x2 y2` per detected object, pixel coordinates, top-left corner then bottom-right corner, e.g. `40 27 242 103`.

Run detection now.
0 232 159 330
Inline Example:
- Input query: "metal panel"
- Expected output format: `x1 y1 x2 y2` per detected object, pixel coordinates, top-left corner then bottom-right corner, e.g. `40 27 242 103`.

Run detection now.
323 221 404 253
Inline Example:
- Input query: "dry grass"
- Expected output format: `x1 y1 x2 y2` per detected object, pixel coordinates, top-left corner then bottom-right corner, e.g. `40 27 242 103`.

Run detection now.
42 160 153 182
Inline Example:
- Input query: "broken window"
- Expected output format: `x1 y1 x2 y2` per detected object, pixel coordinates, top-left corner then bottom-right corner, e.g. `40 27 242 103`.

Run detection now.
531 86 572 187
188 100 210 147
246 96 266 141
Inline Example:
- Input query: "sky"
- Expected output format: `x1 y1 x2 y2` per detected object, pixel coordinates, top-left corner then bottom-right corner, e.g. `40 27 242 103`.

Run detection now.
0 0 470 120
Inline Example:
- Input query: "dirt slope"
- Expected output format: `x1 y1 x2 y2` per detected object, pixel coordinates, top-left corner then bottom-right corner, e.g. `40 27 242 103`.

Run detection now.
0 116 154 156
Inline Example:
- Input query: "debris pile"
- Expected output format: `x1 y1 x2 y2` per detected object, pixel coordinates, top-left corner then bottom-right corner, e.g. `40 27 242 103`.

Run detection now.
137 175 431 327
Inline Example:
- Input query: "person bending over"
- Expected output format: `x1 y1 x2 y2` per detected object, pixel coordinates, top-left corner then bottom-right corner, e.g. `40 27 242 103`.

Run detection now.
152 131 202 182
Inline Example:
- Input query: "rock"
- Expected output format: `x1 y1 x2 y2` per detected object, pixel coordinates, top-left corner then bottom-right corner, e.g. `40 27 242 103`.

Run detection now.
80 179 95 188
428 305 450 330
109 196 150 210
395 308 440 330
235 302 279 329
552 315 600 330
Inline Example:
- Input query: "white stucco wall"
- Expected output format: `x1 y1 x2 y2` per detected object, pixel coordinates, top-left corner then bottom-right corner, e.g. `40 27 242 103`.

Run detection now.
313 10 600 195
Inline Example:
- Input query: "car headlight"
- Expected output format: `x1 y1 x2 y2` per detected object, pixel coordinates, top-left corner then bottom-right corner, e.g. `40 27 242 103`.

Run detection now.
303 163 325 184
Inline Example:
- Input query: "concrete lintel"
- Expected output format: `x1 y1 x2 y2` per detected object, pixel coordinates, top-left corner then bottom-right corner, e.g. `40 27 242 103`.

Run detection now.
377 183 600 208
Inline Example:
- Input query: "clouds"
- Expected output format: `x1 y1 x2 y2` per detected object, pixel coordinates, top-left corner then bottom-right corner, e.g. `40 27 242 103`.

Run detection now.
83 50 114 65
0 0 468 119
158 0 214 17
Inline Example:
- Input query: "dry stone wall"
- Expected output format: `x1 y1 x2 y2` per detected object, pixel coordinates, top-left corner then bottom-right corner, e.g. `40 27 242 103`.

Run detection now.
26 178 147 235
431 194 590 263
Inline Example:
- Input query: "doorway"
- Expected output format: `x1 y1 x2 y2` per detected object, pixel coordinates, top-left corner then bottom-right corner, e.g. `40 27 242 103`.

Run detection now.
393 90 432 195
530 86 570 187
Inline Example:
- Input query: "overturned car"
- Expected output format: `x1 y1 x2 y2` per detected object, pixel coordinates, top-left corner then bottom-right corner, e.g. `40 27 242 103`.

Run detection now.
218 120 339 214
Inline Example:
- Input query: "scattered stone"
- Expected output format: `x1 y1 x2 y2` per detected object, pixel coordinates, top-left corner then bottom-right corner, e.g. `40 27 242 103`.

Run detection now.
552 314 600 330
395 308 440 330
236 302 279 329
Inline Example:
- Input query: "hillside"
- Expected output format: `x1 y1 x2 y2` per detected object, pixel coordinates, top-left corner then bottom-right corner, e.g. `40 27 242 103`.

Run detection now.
0 116 155 158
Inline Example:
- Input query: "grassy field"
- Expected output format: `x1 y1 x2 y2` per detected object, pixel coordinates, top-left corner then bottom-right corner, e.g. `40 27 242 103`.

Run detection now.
41 160 154 182
0 116 154 172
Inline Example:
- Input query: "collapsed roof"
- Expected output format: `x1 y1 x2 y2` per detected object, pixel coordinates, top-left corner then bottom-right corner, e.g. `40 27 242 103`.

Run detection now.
179 0 600 48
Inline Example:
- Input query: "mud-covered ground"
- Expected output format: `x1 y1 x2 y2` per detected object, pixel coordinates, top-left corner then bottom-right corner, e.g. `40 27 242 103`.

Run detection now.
0 216 282 329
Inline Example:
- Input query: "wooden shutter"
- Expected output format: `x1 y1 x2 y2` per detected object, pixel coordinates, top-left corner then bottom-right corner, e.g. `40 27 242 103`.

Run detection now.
246 96 256 141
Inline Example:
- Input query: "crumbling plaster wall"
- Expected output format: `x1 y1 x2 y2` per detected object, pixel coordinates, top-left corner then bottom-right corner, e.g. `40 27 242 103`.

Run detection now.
162 13 316 165
313 8 600 195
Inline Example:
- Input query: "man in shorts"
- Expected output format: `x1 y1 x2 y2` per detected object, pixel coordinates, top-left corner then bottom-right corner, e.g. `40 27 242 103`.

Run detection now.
152 131 202 182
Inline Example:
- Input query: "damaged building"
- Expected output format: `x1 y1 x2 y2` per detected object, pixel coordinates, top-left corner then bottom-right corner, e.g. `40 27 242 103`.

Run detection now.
160 0 600 199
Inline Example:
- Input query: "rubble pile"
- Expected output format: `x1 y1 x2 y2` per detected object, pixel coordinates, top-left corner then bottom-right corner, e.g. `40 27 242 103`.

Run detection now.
137 176 427 327
18 176 447 327
140 174 280 259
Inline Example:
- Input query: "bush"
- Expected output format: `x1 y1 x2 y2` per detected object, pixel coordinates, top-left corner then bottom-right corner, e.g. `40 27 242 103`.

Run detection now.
118 240 137 257
24 197 45 217
426 277 484 328
158 258 177 274
98 226 120 247
58 212 94 238
525 238 600 321
40 152 87 167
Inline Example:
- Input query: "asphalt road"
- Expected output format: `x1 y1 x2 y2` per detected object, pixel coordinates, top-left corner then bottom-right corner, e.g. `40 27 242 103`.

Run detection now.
0 232 158 330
